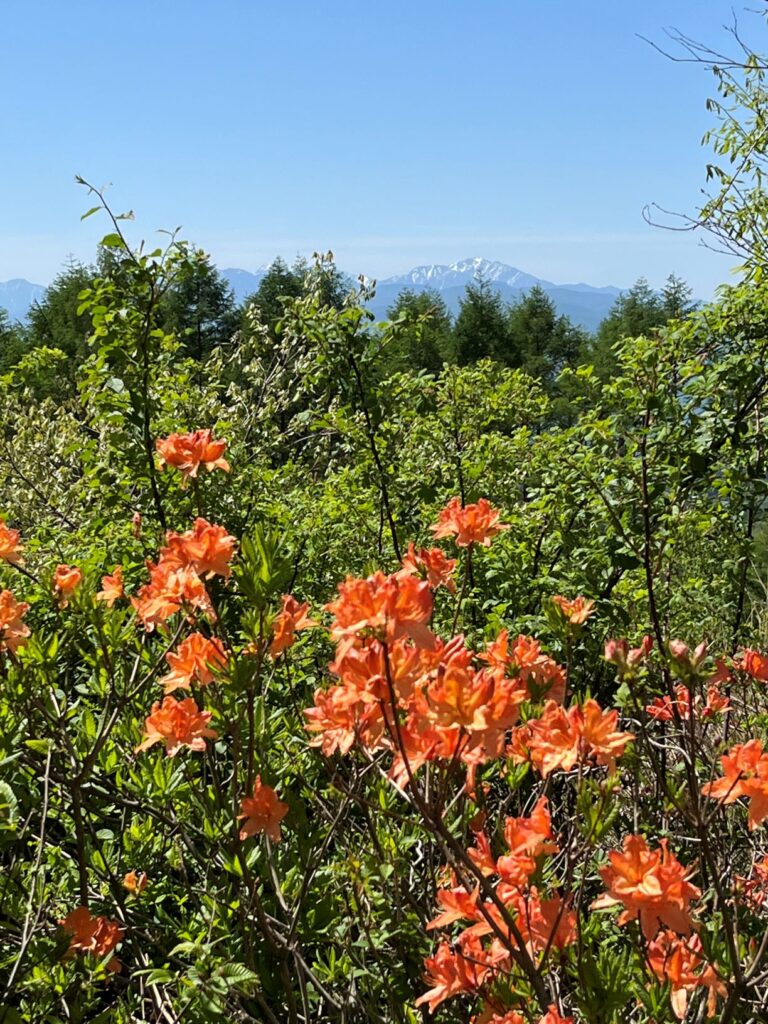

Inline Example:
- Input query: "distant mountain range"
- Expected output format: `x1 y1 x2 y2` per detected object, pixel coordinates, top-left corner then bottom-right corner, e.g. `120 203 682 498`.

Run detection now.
1 257 624 333
0 278 46 322
220 257 622 331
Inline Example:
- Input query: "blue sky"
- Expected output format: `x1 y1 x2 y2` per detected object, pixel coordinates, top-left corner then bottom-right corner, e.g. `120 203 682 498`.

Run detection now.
0 0 756 294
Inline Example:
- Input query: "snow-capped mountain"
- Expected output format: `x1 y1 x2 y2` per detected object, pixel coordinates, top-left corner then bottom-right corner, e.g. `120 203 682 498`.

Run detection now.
381 257 551 292
0 278 46 322
368 257 621 330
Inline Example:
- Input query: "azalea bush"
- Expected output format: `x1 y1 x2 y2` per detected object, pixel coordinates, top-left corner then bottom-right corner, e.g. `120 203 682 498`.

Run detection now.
2 191 768 1024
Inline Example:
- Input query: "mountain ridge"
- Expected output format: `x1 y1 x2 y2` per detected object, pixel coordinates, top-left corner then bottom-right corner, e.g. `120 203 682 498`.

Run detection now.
1 258 624 332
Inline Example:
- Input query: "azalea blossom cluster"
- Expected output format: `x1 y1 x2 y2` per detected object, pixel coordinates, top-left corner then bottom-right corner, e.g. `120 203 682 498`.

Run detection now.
305 499 634 793
0 588 30 653
416 797 576 1014
59 907 124 973
594 835 701 939
593 836 728 1018
645 682 731 722
302 499 640 1020
0 517 24 565
130 516 235 755
131 516 236 631
507 698 634 778
155 428 230 485
646 930 726 1019
701 738 768 829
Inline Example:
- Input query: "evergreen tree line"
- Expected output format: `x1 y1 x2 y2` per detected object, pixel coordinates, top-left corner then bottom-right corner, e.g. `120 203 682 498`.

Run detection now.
0 251 695 400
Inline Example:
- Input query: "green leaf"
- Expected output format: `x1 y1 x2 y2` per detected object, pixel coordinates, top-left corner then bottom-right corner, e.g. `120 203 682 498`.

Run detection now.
24 739 52 754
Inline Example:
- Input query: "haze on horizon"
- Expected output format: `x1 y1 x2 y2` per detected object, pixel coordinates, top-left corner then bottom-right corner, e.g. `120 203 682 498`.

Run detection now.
0 0 751 296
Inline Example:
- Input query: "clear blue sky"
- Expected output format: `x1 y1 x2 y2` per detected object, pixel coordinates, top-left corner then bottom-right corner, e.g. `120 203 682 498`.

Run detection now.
0 0 756 294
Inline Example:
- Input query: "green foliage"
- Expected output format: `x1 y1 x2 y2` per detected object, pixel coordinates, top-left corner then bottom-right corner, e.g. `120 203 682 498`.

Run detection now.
452 275 509 364
159 251 238 359
24 260 95 393
0 308 30 377
383 288 452 374
587 275 695 381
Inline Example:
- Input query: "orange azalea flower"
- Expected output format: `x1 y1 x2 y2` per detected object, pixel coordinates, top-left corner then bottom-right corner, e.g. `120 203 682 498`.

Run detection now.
415 933 493 1013
427 647 494 731
328 634 425 707
496 798 559 893
401 542 457 592
97 566 124 607
53 564 82 607
514 702 579 777
593 835 700 939
304 684 366 756
504 797 558 860
160 518 236 579
155 428 230 485
509 699 633 777
701 739 768 828
702 684 731 718
0 589 30 653
647 683 730 722
161 632 227 692
59 906 123 971
432 496 508 548
270 594 317 657
574 699 635 770
0 518 23 565
123 870 148 894
467 829 498 877
552 594 596 625
647 930 726 1019
503 887 577 954
514 637 566 703
135 695 218 756
132 560 214 631
238 775 289 842
483 632 565 703
426 884 483 930
736 648 768 682
327 570 435 649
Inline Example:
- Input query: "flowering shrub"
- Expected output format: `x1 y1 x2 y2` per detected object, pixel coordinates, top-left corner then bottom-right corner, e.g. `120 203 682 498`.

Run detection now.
2 200 768 1023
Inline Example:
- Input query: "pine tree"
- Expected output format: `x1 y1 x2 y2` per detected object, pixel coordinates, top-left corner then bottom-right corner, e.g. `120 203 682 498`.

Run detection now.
160 253 238 359
383 289 452 374
451 277 508 365
506 285 585 383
